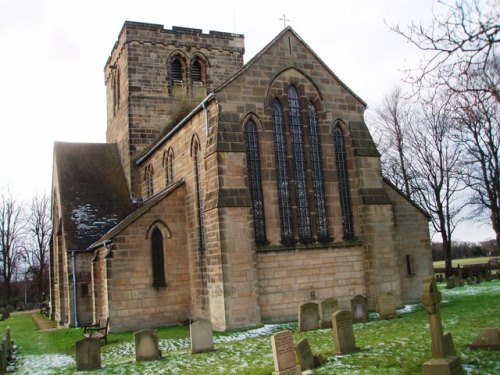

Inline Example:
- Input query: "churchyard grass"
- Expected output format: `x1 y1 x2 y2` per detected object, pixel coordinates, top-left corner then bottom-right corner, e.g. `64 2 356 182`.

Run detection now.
2 280 499 374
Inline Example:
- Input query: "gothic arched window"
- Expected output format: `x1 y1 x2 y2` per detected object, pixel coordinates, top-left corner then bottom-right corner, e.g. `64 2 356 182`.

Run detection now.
151 227 166 288
193 141 206 252
171 58 183 81
307 102 329 241
244 119 267 244
145 164 154 198
191 60 202 83
288 86 312 242
164 148 174 186
334 126 354 239
272 99 293 244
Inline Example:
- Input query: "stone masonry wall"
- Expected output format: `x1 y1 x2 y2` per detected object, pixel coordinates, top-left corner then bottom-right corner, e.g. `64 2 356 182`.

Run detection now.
105 186 190 332
385 183 433 302
257 246 366 322
104 22 245 197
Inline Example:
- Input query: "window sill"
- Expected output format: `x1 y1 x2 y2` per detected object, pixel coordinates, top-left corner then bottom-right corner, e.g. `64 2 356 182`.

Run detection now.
255 239 362 253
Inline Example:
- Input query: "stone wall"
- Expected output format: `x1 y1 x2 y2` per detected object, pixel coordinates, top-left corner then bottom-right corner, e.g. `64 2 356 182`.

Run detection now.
104 22 245 197
256 246 366 322
104 186 190 332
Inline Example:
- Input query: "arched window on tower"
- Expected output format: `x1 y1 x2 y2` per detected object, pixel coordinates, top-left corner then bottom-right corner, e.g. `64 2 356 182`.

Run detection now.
145 164 154 198
272 99 293 244
334 126 354 239
191 58 206 98
288 86 312 242
170 57 186 97
244 119 267 244
307 102 330 241
151 227 166 288
112 69 120 116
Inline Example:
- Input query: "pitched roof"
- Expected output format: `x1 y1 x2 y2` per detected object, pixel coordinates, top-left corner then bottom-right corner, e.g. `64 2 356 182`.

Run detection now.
53 142 132 250
214 26 366 106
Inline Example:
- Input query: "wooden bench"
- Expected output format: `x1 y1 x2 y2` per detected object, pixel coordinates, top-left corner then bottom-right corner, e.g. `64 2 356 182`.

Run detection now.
82 317 109 345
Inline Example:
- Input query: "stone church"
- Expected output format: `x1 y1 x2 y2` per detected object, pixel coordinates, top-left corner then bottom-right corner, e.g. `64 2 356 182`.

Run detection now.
50 21 433 332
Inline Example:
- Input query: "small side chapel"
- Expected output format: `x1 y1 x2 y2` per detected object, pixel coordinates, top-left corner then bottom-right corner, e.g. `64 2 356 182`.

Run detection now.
50 21 433 332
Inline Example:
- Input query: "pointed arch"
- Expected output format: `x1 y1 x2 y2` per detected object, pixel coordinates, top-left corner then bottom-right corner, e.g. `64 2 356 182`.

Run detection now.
144 164 154 198
145 219 171 239
334 124 355 239
151 226 166 288
191 135 205 252
163 147 175 186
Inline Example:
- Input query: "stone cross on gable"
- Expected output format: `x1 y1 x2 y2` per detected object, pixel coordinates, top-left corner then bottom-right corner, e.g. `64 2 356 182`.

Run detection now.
279 14 290 28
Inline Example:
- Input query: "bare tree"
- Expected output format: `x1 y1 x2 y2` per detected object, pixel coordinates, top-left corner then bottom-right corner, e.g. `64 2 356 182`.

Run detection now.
453 87 500 250
406 99 466 277
392 0 499 250
369 87 414 197
392 0 499 101
0 190 24 304
23 193 51 301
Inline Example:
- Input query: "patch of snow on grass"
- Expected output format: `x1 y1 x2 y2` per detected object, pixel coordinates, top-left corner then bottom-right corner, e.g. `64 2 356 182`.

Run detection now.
17 354 74 374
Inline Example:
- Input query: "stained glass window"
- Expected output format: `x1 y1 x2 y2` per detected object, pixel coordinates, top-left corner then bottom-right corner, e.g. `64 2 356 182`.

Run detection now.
307 102 330 241
334 126 354 239
272 99 293 244
244 120 267 244
288 87 312 242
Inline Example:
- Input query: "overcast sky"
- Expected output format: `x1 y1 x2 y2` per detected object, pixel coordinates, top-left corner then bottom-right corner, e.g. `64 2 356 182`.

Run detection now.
0 0 495 242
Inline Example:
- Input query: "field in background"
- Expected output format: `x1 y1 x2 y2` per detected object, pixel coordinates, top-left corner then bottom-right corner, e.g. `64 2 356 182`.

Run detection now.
433 256 497 268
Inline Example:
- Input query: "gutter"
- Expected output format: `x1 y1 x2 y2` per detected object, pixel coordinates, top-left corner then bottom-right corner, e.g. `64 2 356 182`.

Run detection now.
136 92 215 165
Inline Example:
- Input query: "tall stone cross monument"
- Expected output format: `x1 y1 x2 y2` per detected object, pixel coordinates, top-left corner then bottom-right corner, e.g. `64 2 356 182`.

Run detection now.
421 277 463 375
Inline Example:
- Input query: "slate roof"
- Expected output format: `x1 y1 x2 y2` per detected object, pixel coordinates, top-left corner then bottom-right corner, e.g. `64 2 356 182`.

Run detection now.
53 142 132 250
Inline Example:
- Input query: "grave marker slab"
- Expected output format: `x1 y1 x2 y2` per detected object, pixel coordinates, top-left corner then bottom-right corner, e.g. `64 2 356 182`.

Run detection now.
270 331 301 375
298 302 319 332
350 295 368 323
190 320 214 353
376 292 397 319
319 298 339 328
134 329 161 361
421 277 463 375
332 310 359 354
469 328 500 351
295 338 322 371
75 337 101 371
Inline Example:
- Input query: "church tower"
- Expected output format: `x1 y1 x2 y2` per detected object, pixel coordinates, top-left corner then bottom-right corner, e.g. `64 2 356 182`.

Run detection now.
104 22 245 197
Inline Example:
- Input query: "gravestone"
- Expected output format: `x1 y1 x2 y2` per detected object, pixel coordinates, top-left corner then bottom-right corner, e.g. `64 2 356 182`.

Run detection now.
0 342 6 374
332 310 359 354
134 329 161 361
295 338 322 371
75 337 101 371
446 276 457 289
319 299 339 328
298 302 319 332
190 320 214 353
270 331 301 375
350 295 368 323
376 292 397 319
469 328 500 351
421 277 463 375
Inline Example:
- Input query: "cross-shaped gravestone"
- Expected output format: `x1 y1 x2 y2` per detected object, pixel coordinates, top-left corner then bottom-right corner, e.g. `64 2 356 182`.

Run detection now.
421 277 463 375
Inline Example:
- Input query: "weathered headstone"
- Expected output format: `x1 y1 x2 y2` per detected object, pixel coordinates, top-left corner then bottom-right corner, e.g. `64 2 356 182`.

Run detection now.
350 295 368 323
134 329 161 361
295 338 322 371
270 331 301 375
75 337 101 371
190 320 214 353
469 328 500 351
376 292 397 319
446 276 457 289
332 310 359 354
0 342 6 374
298 302 319 332
319 299 339 328
421 277 463 375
